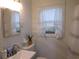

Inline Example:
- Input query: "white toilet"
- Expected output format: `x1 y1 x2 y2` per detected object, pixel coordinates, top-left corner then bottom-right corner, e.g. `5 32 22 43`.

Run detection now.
36 57 47 59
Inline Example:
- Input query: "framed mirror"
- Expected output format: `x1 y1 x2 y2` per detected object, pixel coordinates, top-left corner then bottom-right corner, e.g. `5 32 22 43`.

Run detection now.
1 8 21 37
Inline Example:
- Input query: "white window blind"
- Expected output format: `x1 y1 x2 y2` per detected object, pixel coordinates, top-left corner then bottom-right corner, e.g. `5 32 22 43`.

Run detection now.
32 7 64 38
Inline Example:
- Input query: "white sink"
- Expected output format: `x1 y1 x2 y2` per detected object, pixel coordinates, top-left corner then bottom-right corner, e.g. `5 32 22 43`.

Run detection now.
8 50 36 59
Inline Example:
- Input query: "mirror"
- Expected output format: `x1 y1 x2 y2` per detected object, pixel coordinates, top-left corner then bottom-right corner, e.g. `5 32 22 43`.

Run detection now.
1 8 21 37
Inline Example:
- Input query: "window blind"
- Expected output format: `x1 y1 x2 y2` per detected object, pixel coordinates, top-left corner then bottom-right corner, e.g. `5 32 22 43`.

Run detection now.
32 7 64 38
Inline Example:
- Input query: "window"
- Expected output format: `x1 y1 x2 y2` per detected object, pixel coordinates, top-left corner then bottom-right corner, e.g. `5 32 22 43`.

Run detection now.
40 8 64 38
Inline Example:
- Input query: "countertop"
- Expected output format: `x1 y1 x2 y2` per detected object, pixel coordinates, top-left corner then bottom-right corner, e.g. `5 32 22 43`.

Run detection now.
8 50 36 59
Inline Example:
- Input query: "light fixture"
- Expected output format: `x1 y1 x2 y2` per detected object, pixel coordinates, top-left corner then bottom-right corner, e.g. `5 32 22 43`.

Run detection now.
0 0 22 12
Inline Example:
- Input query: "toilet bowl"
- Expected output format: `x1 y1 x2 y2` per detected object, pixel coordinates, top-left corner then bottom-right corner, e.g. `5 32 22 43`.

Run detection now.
37 57 47 59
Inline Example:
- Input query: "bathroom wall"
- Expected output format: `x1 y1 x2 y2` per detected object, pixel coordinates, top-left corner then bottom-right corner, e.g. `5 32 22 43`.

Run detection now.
0 0 32 48
32 0 68 59
64 0 79 59
64 0 79 48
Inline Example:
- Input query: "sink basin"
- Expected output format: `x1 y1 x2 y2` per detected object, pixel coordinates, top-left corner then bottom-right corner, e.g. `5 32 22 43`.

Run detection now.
8 50 36 59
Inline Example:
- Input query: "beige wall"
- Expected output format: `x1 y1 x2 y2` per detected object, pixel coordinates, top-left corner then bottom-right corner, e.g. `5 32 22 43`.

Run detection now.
64 0 79 49
64 0 79 46
0 0 32 48
64 0 79 59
